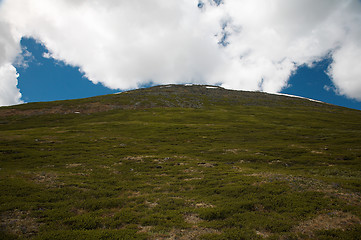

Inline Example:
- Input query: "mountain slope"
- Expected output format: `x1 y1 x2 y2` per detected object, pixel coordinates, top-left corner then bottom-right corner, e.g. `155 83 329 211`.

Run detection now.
0 84 340 116
1 85 360 239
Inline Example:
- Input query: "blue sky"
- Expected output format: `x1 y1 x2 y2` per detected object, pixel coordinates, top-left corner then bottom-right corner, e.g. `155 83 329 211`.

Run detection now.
17 37 361 110
1 1 361 109
17 38 118 103
282 60 361 110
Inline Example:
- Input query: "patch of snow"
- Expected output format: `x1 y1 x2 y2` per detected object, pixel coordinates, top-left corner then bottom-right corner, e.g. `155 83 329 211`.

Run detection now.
273 93 324 103
205 86 219 89
308 99 324 103
74 112 80 114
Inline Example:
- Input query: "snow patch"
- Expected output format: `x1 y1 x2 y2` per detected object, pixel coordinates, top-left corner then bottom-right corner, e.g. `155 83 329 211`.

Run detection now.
273 93 324 103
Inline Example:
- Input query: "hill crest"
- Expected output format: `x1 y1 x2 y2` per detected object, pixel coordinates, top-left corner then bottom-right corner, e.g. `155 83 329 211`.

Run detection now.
0 84 344 117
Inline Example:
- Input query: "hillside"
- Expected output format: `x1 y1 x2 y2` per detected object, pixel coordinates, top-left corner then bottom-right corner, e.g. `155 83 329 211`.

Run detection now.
1 84 360 239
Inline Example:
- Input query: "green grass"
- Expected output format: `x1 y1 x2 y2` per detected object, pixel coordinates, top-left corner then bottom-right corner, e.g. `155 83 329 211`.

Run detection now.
1 85 360 239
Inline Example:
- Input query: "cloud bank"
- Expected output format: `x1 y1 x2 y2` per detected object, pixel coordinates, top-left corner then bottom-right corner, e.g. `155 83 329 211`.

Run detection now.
0 0 361 106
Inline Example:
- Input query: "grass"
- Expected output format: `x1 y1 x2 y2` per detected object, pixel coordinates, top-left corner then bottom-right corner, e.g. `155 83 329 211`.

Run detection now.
0 84 360 239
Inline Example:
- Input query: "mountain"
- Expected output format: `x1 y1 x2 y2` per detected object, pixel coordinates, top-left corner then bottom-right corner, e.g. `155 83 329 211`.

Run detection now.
1 84 360 239
0 84 336 116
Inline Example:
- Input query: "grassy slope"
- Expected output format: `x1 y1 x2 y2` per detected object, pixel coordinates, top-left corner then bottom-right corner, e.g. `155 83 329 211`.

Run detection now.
0 85 360 239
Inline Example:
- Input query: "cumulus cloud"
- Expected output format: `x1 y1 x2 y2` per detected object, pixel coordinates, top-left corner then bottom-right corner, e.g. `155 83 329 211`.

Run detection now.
0 19 19 66
325 1 361 101
216 0 361 93
328 41 361 101
0 63 22 106
0 0 360 105
0 19 22 106
1 0 224 90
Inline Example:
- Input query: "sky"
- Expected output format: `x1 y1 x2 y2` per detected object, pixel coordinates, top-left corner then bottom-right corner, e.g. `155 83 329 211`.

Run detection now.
0 0 361 110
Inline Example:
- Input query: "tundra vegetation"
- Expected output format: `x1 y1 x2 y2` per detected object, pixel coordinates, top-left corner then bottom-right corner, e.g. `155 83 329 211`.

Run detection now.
0 85 360 239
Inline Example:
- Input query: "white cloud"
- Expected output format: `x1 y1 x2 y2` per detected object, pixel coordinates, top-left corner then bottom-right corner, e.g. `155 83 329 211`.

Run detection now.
1 0 225 90
0 19 19 66
0 18 22 105
323 85 331 92
217 0 358 93
328 40 361 101
326 0 361 101
14 46 35 69
0 0 360 106
0 63 22 106
42 52 52 59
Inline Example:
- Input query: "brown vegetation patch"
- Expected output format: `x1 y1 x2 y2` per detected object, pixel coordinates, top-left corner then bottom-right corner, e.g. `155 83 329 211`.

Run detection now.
145 200 158 208
70 208 88 216
154 227 221 240
231 166 243 172
188 201 215 209
245 172 361 205
244 172 275 178
268 160 283 165
256 230 272 238
31 172 63 188
0 209 41 238
330 192 361 206
293 211 361 236
311 150 324 154
34 138 57 145
183 177 203 181
138 225 153 233
224 149 240 154
123 190 150 199
184 213 202 225
65 163 82 168
254 204 266 212
0 102 120 117
123 156 144 161
194 202 215 208
197 162 215 167
172 155 189 159
183 167 201 173
99 165 111 169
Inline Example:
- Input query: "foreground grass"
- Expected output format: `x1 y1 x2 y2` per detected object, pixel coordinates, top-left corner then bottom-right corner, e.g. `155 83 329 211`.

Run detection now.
1 85 360 239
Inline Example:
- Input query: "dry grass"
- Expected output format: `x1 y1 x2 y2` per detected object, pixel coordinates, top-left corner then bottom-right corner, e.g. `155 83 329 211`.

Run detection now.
293 211 361 237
